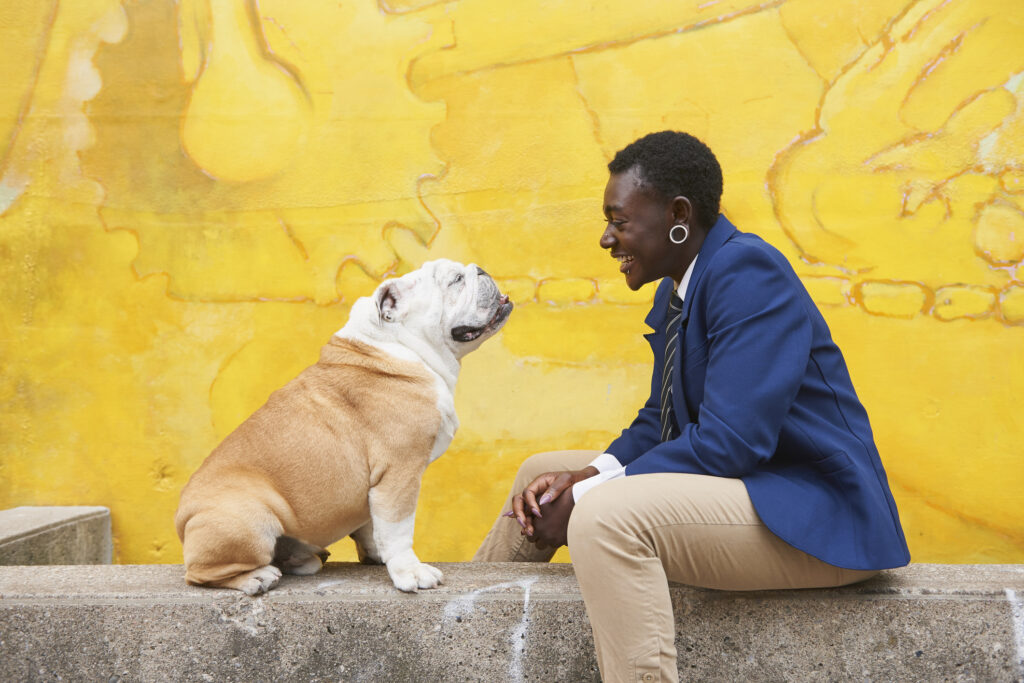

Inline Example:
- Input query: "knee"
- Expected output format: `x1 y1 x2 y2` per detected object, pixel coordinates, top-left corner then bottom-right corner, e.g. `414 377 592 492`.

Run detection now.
567 480 641 560
514 450 574 484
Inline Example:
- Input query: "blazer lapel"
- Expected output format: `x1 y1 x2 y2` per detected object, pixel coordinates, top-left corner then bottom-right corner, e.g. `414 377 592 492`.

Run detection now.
680 214 736 323
640 215 737 434
644 278 674 332
673 214 737 427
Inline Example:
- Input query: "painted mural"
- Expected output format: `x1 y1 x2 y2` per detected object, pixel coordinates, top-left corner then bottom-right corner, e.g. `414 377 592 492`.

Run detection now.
1 0 1021 564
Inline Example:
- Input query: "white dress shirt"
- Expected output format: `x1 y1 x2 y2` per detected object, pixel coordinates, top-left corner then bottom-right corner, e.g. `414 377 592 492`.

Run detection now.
572 256 698 502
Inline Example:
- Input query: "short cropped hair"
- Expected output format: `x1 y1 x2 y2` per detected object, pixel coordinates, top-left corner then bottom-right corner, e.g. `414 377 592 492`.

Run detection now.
608 131 723 229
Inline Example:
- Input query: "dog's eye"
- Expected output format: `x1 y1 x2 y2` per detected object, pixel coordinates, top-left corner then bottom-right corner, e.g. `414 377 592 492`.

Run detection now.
450 273 464 286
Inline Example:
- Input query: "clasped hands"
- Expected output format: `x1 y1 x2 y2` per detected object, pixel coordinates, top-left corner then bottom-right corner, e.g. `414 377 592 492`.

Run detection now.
506 466 598 548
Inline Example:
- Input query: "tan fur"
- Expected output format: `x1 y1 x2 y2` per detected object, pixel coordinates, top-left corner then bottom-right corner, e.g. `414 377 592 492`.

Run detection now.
175 337 441 589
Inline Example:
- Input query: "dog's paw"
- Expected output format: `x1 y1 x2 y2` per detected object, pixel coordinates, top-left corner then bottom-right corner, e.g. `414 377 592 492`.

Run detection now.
236 565 282 596
279 554 324 576
386 552 444 593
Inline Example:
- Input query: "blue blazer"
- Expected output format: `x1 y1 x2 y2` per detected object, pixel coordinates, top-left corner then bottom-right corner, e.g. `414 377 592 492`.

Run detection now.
606 215 910 571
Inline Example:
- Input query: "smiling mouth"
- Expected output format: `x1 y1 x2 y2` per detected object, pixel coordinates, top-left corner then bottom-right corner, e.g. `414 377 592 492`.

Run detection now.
614 254 634 273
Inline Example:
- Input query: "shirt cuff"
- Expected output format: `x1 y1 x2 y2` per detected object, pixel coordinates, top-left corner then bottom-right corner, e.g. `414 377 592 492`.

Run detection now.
572 466 626 502
586 452 623 474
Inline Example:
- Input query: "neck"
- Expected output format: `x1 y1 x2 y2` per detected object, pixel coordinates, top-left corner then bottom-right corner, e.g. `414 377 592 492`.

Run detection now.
335 300 461 392
673 224 709 282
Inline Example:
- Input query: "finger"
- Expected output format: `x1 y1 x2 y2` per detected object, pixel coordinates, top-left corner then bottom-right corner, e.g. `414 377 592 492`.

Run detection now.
524 472 557 495
511 496 527 529
523 489 542 518
522 473 557 510
538 473 573 506
538 484 563 507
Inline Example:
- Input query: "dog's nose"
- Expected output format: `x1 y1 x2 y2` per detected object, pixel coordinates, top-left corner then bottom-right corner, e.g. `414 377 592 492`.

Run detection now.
476 266 488 278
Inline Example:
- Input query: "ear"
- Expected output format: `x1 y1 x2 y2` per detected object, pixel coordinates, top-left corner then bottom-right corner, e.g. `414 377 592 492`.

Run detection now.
671 196 694 225
376 281 400 323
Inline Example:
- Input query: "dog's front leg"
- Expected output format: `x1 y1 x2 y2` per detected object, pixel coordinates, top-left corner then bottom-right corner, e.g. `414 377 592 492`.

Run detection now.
368 484 443 592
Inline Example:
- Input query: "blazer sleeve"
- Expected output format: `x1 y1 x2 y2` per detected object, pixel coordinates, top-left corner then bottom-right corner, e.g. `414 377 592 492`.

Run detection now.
624 245 814 477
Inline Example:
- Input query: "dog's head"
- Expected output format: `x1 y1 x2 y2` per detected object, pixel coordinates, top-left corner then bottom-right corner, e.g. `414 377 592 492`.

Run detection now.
369 259 513 360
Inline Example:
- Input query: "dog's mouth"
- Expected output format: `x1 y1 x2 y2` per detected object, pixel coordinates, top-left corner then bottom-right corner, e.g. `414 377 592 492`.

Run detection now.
451 294 513 342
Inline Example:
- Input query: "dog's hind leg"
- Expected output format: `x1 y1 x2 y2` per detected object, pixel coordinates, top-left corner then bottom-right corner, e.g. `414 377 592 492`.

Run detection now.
273 535 330 575
180 506 283 595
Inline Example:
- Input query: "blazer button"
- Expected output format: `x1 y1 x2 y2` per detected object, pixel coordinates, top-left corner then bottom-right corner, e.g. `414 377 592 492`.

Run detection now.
642 674 655 682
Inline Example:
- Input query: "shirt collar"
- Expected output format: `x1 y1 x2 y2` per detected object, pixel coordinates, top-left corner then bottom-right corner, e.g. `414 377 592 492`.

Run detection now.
675 255 698 301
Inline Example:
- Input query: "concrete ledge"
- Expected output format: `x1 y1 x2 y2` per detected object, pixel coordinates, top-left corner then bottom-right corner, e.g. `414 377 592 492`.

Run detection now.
0 506 111 565
1 563 1022 681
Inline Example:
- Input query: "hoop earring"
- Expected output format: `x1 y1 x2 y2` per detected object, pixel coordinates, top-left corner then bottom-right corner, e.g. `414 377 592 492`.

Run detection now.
669 224 689 245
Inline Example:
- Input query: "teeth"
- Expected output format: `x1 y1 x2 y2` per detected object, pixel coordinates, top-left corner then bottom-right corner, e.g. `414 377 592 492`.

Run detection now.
616 255 634 263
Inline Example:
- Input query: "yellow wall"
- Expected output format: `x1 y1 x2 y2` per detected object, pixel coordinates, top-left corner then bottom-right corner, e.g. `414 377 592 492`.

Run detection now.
1 0 1021 565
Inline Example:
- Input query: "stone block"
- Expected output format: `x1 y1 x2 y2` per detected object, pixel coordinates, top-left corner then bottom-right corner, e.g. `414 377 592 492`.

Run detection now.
0 563 1021 681
0 506 112 565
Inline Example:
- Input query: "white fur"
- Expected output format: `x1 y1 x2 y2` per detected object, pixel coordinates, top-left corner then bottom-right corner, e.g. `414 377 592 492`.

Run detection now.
237 565 282 596
336 259 505 393
350 521 382 564
369 503 443 593
337 260 502 468
333 260 509 592
430 373 458 463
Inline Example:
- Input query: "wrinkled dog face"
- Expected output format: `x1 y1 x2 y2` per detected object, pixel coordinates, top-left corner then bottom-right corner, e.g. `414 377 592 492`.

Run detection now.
375 260 513 358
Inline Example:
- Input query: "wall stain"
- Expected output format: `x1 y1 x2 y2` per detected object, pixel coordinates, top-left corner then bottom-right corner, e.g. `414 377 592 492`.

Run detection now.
1 0 1022 566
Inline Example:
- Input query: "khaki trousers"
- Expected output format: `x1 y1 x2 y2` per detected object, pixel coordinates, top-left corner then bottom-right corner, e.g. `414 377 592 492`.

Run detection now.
474 450 876 683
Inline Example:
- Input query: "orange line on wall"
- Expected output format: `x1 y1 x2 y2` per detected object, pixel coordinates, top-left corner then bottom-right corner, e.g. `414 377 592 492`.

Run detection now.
247 0 311 103
407 0 786 88
377 0 452 15
277 214 310 261
889 471 1024 550
567 55 608 159
899 0 956 43
0 0 61 180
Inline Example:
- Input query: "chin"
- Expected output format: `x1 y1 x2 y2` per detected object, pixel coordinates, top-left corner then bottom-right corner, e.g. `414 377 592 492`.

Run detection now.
624 271 649 291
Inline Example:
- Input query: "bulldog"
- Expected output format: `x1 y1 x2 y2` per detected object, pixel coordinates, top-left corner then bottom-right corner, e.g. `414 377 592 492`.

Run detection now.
175 259 512 595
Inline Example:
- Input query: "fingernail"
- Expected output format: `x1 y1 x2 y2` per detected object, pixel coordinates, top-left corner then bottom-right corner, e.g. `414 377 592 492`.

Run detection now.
503 510 514 517
539 494 551 506
517 518 525 529
532 507 541 517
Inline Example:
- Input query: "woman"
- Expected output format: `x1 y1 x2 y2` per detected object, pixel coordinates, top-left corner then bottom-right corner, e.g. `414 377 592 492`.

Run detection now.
474 131 910 682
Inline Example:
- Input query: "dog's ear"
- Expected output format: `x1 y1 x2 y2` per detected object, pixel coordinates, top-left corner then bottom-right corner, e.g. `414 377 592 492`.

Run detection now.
376 281 400 323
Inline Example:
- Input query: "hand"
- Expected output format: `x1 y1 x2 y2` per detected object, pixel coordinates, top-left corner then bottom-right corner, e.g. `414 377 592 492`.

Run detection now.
528 489 574 549
508 467 598 536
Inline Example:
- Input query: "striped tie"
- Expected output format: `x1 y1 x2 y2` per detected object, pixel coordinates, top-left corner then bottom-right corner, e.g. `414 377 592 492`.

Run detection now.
660 292 684 441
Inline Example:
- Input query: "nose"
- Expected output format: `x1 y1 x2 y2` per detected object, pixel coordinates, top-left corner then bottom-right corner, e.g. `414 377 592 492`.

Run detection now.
600 224 616 249
475 266 488 278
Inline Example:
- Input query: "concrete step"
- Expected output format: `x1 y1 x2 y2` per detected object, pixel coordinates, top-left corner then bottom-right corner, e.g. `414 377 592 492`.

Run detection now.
0 506 111 565
0 563 1022 682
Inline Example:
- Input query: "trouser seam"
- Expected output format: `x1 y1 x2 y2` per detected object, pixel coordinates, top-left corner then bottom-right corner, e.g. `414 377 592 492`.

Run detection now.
637 521 763 535
509 527 535 561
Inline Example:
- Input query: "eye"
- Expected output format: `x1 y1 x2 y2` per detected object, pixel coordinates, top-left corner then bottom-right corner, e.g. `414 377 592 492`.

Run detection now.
450 273 464 286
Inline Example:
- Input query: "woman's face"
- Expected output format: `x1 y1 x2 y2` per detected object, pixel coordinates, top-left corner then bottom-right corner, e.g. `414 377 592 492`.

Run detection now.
600 167 687 291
